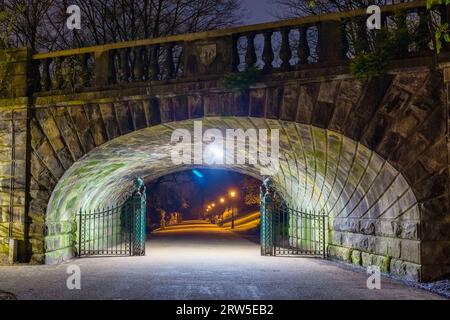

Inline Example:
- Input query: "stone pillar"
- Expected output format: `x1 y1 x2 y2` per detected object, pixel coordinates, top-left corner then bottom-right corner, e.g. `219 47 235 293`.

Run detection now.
183 36 234 78
8 238 18 264
317 21 346 64
419 64 450 281
94 50 111 87
0 48 32 98
0 48 32 264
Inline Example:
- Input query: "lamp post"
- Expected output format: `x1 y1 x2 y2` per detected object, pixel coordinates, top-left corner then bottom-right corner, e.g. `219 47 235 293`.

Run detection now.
206 205 211 220
210 203 216 223
219 197 225 226
229 191 237 229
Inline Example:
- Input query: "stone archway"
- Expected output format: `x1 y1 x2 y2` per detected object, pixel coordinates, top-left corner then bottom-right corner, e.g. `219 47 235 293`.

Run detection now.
11 65 445 283
43 117 422 281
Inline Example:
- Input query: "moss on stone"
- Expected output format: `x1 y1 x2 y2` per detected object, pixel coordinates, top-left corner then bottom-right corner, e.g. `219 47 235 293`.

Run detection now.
351 250 362 266
0 241 8 254
328 245 352 262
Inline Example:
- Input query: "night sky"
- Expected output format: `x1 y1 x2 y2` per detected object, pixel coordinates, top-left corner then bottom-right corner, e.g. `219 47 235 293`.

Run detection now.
242 0 276 24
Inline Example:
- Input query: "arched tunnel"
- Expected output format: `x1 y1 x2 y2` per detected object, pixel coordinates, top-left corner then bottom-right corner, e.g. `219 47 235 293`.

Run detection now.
44 117 421 280
2 0 450 301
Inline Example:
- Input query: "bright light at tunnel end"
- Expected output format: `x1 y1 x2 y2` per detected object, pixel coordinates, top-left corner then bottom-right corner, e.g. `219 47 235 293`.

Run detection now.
170 121 280 175
205 144 224 163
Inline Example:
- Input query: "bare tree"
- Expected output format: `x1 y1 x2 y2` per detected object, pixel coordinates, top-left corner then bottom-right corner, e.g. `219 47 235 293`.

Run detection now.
1 0 242 52
1 0 55 50
271 0 402 18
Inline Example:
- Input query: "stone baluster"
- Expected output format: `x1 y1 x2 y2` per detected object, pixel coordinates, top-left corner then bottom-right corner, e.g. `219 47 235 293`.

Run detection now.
108 50 117 85
416 8 429 52
165 43 175 79
31 60 41 92
355 17 370 54
315 22 322 61
133 47 144 82
231 34 240 72
141 47 149 81
245 32 257 68
81 53 90 87
150 45 160 80
340 20 349 60
120 48 131 83
41 58 51 91
94 50 112 87
441 4 450 51
373 12 388 52
280 27 292 70
65 57 76 90
381 11 388 27
262 31 274 72
298 25 310 65
395 11 409 56
54 56 65 90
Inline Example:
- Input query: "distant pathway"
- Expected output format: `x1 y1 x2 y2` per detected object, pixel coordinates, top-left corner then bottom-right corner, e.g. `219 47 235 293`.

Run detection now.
0 221 444 300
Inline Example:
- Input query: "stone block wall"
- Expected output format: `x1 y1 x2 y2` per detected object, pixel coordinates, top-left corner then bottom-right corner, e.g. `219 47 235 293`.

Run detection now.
0 46 449 282
30 67 450 281
0 99 29 264
0 48 31 98
0 48 31 264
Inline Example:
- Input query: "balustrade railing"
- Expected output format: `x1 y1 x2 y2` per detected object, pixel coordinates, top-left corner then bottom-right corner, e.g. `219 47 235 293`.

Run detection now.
30 0 438 94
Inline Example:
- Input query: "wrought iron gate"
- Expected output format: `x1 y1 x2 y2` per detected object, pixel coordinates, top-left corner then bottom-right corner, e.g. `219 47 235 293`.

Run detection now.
78 180 146 257
260 179 327 257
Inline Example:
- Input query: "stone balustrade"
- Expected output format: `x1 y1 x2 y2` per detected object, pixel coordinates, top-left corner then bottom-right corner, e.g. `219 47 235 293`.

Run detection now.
28 0 436 94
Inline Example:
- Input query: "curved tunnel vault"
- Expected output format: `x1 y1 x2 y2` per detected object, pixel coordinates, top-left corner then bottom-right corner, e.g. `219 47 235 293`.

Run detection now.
45 117 420 280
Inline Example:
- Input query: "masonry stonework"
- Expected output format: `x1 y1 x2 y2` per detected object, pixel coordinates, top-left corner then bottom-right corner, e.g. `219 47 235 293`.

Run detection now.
0 45 449 282
0 48 32 264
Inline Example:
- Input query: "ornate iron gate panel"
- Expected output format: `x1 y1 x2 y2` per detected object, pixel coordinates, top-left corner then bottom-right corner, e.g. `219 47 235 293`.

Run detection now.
273 205 327 257
260 178 327 258
78 179 147 257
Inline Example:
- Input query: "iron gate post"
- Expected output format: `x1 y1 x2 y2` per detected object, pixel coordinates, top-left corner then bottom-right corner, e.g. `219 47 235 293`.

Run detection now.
260 184 266 256
131 178 146 256
322 213 327 258
78 209 82 257
129 199 134 256
261 178 275 256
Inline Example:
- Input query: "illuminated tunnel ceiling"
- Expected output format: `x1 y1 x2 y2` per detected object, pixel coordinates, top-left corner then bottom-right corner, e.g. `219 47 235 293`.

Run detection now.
47 117 417 225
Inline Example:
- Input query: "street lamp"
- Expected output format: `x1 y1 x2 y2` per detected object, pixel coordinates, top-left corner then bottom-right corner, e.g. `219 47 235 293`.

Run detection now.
206 205 211 219
229 190 237 229
218 197 226 226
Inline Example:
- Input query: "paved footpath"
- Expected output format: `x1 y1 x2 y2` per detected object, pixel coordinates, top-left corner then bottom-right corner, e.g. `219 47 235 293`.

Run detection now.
0 221 445 300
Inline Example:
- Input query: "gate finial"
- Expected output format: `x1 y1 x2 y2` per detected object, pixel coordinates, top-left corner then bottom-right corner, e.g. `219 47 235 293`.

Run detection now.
134 177 146 194
263 177 275 196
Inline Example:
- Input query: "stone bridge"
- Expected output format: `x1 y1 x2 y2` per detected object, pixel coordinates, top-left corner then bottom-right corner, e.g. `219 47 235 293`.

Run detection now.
0 0 449 282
